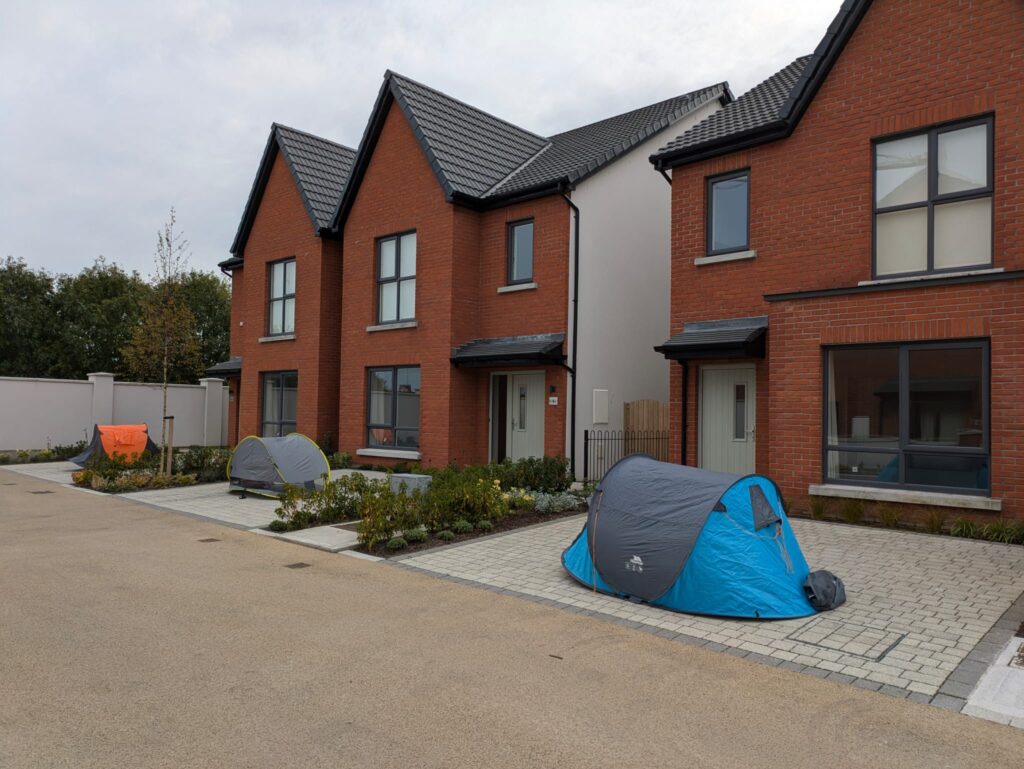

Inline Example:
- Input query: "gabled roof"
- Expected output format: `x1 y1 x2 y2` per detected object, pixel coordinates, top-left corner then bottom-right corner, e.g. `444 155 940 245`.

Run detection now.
651 0 873 169
331 72 731 229
227 124 356 259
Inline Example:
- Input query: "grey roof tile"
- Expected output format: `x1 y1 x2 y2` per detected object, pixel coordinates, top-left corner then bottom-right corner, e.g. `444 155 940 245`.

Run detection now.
275 124 356 230
451 333 565 363
653 57 812 159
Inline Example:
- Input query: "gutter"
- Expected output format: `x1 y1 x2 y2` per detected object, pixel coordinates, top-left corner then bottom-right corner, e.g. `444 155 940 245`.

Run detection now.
562 191 581 480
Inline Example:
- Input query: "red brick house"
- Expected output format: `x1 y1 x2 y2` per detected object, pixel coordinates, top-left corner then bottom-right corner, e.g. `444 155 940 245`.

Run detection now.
651 0 1023 518
331 72 728 473
214 124 355 448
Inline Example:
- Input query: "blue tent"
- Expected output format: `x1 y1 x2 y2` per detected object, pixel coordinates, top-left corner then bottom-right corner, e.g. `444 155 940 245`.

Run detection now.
562 455 818 619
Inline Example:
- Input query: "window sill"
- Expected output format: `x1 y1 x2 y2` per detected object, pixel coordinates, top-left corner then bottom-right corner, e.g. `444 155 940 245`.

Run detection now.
356 448 422 460
258 333 295 343
497 282 537 294
808 483 1001 512
366 321 418 333
858 267 1002 287
694 250 756 266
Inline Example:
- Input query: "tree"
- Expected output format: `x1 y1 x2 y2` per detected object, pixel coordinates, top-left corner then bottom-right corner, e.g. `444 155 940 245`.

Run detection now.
178 270 231 376
121 209 202 471
0 257 55 377
48 257 150 379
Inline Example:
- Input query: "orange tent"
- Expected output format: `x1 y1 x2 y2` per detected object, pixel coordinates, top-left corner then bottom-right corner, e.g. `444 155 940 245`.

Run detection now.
71 424 159 466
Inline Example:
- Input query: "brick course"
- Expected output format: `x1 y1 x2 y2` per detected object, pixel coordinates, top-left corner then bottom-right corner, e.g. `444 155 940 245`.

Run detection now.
666 0 1024 517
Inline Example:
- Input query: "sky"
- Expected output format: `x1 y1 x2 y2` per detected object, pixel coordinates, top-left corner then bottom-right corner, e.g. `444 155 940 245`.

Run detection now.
1 0 839 278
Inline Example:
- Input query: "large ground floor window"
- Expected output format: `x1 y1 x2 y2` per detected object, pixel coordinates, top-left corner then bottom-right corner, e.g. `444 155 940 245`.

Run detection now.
261 371 297 437
367 366 420 449
824 340 988 493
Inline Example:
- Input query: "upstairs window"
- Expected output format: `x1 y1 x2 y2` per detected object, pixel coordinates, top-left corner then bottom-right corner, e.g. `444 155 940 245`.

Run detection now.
874 117 993 278
507 219 534 284
267 258 295 335
378 232 416 324
706 170 749 255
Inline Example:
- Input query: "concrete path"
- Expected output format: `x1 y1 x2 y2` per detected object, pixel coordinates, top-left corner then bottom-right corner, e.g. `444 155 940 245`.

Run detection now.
401 514 1024 710
2 468 1024 769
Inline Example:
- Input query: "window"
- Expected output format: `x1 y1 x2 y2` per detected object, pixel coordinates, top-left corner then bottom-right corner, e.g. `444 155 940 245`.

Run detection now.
367 366 420 449
706 170 749 255
507 219 534 284
267 259 296 335
377 232 416 323
824 342 988 493
873 117 993 277
261 371 297 437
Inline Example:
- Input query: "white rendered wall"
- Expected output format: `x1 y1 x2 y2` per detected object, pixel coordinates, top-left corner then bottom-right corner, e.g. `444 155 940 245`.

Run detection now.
0 374 227 450
566 98 722 475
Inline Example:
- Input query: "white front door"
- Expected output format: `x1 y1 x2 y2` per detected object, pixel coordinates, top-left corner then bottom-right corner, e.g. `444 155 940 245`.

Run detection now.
699 366 756 474
508 372 545 460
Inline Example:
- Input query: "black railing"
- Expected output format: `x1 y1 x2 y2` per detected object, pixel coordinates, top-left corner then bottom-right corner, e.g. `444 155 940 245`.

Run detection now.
583 429 670 481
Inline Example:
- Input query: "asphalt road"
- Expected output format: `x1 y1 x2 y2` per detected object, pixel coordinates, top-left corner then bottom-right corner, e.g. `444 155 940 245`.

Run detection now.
2 469 1023 769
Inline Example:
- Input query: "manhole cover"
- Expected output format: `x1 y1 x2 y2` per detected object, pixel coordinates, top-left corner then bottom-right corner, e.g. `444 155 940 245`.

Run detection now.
1010 642 1024 670
29 490 54 495
285 562 311 569
787 617 905 661
197 538 220 543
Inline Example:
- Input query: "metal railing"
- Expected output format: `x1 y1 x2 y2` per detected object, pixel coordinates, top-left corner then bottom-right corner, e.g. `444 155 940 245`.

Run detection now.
583 429 670 481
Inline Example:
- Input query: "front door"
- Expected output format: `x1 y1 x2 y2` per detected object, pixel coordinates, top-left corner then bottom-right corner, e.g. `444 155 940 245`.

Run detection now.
699 365 756 474
508 372 545 460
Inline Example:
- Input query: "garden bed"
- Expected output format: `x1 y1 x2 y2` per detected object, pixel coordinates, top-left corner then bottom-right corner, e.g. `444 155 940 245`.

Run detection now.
69 446 231 493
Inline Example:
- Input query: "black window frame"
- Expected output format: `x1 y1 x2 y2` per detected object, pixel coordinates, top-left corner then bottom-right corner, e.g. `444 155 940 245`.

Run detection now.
260 370 298 437
376 231 416 324
705 169 750 256
366 365 421 450
871 115 994 280
266 257 296 336
506 218 535 285
821 339 990 495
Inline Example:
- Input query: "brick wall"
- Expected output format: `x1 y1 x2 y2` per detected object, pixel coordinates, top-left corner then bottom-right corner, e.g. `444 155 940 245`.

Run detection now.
666 0 1024 516
339 101 569 468
232 151 340 446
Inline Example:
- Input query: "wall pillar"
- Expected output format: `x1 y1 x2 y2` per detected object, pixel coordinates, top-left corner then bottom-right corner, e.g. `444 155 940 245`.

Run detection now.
199 378 226 446
86 372 115 426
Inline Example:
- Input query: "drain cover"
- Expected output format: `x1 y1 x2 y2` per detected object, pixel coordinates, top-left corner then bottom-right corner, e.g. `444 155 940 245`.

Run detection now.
285 562 311 569
29 490 54 495
197 538 220 543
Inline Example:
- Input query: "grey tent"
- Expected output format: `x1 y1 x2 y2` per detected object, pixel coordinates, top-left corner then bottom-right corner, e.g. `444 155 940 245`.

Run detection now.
227 434 329 497
562 455 823 619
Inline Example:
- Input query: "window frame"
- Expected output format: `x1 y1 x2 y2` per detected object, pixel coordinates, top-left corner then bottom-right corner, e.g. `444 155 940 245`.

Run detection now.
376 231 416 325
820 339 990 495
260 370 298 437
871 115 994 280
266 257 296 336
705 169 751 256
366 365 421 450
506 218 535 285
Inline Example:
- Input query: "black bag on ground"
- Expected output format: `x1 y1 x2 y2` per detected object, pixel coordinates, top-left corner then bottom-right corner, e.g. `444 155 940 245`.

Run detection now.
803 570 846 611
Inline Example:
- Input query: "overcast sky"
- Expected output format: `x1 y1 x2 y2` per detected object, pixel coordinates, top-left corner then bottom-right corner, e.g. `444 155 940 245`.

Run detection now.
1 0 838 278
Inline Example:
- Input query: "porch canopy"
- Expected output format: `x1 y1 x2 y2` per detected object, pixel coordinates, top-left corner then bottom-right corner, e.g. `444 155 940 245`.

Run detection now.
206 355 242 376
655 316 767 361
451 333 565 368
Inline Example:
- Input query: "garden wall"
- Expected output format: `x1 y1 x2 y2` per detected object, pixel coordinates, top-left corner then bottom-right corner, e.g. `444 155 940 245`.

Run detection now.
0 373 228 449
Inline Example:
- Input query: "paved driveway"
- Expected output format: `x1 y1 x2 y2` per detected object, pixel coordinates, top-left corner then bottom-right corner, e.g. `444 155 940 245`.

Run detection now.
401 515 1024 707
2 469 1023 769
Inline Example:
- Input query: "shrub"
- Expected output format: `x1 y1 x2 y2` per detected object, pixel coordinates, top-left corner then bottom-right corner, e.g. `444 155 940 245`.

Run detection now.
51 440 87 461
267 519 290 533
924 508 947 535
356 484 421 550
951 517 981 539
451 519 474 534
983 519 1017 544
809 497 828 520
89 471 196 493
534 491 582 515
487 456 570 493
437 529 456 542
386 536 408 551
476 519 493 531
504 487 535 511
276 473 382 532
422 469 509 529
330 451 352 469
404 526 428 543
174 446 230 482
876 504 901 528
841 498 864 525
